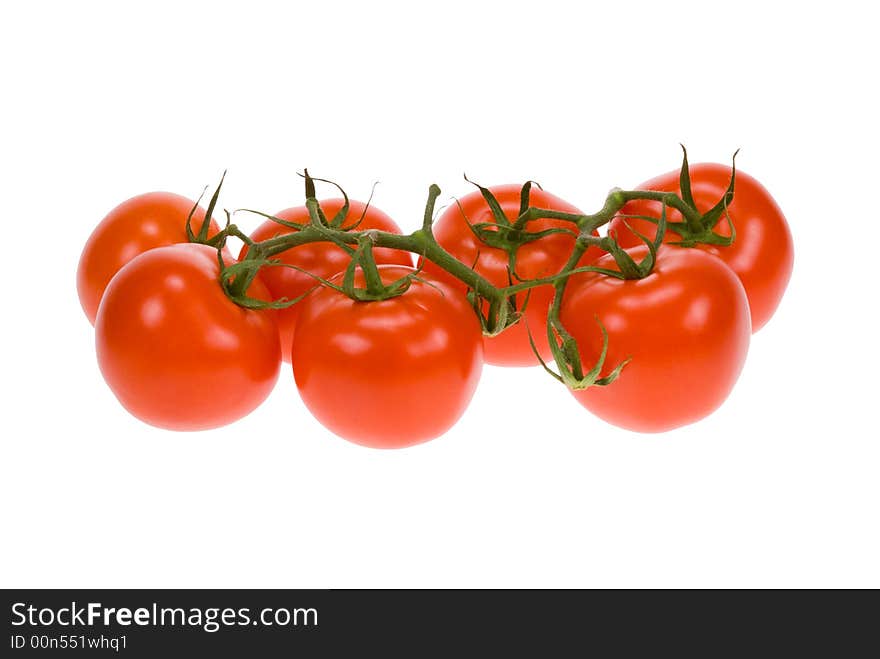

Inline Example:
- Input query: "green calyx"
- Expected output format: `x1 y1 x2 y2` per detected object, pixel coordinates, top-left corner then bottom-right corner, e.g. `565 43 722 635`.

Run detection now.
340 233 416 302
540 315 631 391
461 176 580 264
186 170 230 249
642 145 738 248
529 241 631 392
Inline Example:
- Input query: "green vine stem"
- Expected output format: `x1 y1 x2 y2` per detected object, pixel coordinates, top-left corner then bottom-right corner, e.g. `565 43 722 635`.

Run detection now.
204 162 736 390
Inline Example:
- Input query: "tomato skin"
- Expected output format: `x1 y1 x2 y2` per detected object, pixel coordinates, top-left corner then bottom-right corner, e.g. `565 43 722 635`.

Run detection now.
95 244 281 431
241 199 412 362
292 266 483 448
561 246 750 433
609 163 793 332
421 184 601 366
77 192 221 325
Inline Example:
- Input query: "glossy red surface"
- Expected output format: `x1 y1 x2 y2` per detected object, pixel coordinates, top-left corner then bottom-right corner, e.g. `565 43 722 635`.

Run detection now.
561 246 751 432
95 244 281 430
292 266 483 447
77 192 219 324
609 164 793 332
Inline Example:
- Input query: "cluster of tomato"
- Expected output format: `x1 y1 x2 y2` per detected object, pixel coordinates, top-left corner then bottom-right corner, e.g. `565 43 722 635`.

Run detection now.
77 158 793 448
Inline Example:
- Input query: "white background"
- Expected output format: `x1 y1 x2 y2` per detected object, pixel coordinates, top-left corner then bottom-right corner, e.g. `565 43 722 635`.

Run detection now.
1 1 877 588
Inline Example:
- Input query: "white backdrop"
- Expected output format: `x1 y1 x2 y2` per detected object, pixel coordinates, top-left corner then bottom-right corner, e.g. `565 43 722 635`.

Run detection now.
2 0 877 588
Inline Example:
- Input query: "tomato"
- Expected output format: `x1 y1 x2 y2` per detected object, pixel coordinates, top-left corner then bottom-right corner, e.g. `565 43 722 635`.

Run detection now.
421 184 601 366
77 192 221 325
608 163 793 332
561 245 750 432
95 244 281 431
292 265 483 448
241 198 412 362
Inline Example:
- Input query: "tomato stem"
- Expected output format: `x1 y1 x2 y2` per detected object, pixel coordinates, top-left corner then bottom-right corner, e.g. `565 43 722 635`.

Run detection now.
223 181 675 328
212 157 736 390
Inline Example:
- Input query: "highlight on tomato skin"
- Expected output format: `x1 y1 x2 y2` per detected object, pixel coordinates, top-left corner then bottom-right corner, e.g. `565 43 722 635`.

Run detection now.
609 163 794 333
77 191 222 325
420 184 603 367
560 245 751 433
95 243 281 431
241 198 413 363
291 265 484 448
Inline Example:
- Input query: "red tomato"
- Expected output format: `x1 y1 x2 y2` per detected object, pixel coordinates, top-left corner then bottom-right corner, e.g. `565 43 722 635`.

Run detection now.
292 265 483 448
95 244 281 431
421 184 601 366
561 246 750 432
241 198 412 362
609 164 793 332
77 192 221 325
